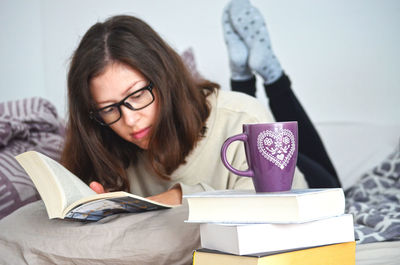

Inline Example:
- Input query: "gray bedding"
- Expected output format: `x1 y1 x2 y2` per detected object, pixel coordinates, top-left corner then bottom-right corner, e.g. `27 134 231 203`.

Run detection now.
0 200 200 265
345 140 400 244
0 97 64 219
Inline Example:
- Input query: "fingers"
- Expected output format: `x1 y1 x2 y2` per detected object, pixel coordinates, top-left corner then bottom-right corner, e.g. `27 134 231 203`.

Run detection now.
89 181 106 194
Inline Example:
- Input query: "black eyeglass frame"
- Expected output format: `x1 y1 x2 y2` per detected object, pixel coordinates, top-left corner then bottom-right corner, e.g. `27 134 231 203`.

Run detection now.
89 82 154 126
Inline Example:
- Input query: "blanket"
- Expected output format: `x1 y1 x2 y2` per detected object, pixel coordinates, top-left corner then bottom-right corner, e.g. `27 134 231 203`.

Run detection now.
345 140 400 244
0 97 64 219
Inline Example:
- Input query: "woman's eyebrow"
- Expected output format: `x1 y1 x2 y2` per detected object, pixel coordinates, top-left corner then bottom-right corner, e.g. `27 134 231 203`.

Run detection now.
123 79 149 95
97 80 146 105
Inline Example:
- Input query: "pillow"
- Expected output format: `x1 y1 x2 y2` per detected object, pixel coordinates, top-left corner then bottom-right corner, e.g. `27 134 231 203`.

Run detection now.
180 47 203 81
316 122 400 189
0 97 64 220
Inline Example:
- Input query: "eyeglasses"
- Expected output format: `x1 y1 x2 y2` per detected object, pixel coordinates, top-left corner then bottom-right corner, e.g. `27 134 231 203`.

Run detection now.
90 82 155 126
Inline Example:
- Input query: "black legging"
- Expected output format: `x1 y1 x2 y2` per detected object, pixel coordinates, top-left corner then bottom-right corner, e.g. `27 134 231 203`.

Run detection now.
231 73 341 188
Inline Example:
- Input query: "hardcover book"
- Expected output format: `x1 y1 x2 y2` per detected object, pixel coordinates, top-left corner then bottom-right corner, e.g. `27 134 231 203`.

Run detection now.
184 188 345 223
193 241 356 265
15 151 177 221
200 214 355 255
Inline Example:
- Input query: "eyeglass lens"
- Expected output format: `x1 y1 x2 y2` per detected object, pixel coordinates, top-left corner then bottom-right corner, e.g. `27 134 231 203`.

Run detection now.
96 85 153 125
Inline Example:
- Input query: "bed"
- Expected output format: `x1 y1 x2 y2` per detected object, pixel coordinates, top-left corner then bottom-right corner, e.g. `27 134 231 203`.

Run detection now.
0 51 399 264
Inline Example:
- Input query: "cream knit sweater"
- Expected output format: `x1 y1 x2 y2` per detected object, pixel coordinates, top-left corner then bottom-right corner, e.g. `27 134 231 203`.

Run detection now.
127 90 308 197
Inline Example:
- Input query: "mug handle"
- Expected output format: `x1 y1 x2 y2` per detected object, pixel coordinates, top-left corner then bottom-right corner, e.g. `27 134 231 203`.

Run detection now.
220 133 254 177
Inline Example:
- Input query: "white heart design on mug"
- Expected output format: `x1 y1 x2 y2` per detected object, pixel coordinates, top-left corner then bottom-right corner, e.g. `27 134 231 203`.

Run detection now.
257 128 296 170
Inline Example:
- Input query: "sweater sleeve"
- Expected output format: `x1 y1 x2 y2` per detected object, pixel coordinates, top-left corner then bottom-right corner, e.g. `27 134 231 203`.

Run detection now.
171 177 254 196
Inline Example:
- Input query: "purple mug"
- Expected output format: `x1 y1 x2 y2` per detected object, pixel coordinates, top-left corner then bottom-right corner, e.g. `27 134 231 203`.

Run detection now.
221 122 298 192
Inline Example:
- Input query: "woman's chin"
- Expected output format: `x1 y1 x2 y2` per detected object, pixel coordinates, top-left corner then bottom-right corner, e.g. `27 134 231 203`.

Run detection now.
129 138 149 150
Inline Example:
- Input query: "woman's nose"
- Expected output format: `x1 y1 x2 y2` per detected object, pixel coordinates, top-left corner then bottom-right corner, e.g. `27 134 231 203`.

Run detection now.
120 105 140 126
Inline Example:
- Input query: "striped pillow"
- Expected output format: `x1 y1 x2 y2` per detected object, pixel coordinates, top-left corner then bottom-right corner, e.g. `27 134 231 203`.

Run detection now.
0 97 64 220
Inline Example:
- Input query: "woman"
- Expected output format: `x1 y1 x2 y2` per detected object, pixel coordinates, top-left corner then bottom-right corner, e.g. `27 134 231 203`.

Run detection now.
0 5 340 264
61 14 308 206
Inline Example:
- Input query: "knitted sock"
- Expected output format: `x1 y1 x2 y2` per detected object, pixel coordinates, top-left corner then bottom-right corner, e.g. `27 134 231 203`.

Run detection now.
229 0 283 85
222 4 252 81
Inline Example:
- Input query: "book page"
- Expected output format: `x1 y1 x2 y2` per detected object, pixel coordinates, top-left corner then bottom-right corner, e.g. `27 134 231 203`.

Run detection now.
64 196 171 221
37 153 96 209
63 191 177 215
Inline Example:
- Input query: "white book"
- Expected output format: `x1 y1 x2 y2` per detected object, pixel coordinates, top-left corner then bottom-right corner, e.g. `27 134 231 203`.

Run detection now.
200 214 355 256
184 188 345 223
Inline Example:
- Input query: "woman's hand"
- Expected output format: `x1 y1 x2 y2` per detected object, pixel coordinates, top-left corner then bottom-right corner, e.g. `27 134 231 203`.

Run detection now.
147 186 182 206
89 181 106 194
90 181 182 205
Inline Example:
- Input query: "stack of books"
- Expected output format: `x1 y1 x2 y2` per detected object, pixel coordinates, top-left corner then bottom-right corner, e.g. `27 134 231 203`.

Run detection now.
184 188 356 265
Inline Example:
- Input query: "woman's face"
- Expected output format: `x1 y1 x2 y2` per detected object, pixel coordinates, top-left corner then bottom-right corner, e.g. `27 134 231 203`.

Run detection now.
90 62 158 150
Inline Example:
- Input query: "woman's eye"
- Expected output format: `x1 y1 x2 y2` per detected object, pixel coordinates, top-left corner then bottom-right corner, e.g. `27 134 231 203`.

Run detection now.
99 106 116 115
130 90 144 100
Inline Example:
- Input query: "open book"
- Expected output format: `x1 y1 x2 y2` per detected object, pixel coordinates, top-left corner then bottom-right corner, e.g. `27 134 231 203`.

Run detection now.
15 151 177 221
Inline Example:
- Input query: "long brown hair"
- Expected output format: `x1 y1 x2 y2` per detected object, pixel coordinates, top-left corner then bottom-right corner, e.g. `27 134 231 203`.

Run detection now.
61 15 219 192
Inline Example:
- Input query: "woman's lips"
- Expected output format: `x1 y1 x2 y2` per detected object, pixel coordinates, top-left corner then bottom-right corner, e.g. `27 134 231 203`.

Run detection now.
131 127 151 140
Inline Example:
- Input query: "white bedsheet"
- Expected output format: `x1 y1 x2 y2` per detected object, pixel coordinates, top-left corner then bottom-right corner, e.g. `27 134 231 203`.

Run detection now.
356 241 400 265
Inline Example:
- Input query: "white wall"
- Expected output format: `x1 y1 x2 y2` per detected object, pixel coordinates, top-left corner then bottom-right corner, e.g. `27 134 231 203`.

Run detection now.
1 0 399 125
0 0 45 101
